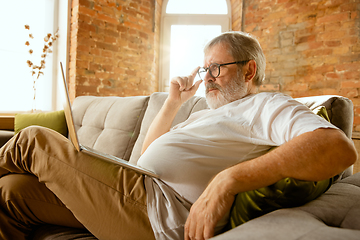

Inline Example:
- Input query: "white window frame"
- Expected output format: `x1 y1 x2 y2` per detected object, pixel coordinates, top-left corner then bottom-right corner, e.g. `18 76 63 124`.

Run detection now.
0 0 70 113
54 0 71 111
159 0 232 92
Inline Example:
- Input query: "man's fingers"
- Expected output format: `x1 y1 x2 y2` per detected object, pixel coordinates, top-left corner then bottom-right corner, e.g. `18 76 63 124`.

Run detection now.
180 76 200 92
171 67 201 92
185 216 195 240
187 79 203 94
195 221 205 240
179 77 188 91
171 76 188 91
194 79 203 88
203 222 215 240
184 67 200 90
191 66 201 77
185 67 201 90
185 216 212 240
170 67 202 95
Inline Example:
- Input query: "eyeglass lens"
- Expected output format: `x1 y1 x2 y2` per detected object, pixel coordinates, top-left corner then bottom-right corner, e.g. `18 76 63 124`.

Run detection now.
198 63 220 80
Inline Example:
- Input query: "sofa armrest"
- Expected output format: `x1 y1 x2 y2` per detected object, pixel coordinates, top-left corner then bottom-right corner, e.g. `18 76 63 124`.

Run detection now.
0 130 14 147
295 95 354 178
295 95 353 139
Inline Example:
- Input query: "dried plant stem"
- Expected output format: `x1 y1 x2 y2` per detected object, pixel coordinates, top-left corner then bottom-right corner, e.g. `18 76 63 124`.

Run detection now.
25 25 59 111
32 76 37 112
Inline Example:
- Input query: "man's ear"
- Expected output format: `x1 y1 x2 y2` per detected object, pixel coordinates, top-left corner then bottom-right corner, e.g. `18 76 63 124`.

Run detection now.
244 60 257 82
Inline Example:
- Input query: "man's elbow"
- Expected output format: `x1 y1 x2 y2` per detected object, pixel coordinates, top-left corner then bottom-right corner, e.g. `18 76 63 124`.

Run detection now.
341 142 357 170
331 130 358 170
344 141 357 168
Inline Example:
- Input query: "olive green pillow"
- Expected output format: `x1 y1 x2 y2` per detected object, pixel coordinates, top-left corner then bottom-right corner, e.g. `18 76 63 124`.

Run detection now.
14 110 68 137
227 106 334 229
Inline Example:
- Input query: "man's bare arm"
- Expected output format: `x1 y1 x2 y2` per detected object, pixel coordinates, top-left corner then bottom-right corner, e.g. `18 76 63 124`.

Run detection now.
141 99 182 154
185 128 357 240
141 68 202 154
228 128 356 191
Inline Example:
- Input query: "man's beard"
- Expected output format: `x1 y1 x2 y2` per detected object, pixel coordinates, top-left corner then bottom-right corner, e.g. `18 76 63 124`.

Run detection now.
205 73 248 109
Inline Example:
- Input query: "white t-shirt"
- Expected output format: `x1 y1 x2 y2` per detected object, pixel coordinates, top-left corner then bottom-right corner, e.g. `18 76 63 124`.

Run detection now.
138 92 337 239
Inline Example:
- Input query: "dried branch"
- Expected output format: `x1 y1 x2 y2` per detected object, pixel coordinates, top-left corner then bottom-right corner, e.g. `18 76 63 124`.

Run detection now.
25 25 59 80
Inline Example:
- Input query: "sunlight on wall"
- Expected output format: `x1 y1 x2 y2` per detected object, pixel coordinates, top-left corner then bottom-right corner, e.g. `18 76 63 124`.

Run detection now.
170 25 222 97
166 0 227 14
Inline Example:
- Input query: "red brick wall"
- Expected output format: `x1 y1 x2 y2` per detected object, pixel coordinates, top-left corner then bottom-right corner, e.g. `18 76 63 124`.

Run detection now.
69 0 360 133
69 0 162 100
236 0 360 133
231 0 243 30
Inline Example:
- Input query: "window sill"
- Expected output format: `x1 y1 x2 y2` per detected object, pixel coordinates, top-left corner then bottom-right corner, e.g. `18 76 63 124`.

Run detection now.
0 115 15 131
352 132 360 140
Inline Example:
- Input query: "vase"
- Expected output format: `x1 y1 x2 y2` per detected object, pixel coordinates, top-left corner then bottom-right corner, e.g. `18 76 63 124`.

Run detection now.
31 76 37 112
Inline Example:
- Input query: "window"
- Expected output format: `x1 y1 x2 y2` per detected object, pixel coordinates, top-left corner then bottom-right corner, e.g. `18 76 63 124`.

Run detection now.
0 0 69 113
166 0 228 14
159 0 231 97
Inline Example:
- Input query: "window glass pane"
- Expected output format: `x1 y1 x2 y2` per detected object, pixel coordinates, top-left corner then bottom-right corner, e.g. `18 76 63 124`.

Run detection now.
0 0 56 112
169 25 222 97
166 0 228 14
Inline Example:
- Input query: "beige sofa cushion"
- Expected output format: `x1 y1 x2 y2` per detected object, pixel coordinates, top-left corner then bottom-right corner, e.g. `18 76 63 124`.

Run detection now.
129 92 209 164
72 95 149 161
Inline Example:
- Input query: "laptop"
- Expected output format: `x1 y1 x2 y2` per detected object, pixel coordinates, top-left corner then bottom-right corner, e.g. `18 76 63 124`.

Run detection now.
60 62 159 178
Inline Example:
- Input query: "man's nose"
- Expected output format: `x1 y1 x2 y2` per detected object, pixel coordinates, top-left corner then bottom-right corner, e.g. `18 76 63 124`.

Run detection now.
204 71 215 82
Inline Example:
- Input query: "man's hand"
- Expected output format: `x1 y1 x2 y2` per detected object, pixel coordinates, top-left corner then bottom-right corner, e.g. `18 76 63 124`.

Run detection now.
141 67 202 154
184 172 236 240
168 67 202 105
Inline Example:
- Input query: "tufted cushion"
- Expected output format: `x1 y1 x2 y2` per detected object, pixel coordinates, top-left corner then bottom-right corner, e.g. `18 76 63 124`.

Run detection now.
72 96 149 161
298 173 360 230
129 92 209 164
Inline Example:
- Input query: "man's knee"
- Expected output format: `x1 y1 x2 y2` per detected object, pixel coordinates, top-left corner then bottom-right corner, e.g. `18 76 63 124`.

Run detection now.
18 125 54 139
0 173 85 229
0 174 61 217
0 174 65 238
0 174 65 224
15 126 66 155
0 174 40 210
0 174 31 239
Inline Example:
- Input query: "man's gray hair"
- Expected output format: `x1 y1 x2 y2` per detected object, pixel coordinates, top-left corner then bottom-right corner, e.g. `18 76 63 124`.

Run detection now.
204 31 266 86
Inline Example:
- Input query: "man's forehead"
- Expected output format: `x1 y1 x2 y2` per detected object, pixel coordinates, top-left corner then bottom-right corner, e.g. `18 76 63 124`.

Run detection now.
204 44 234 65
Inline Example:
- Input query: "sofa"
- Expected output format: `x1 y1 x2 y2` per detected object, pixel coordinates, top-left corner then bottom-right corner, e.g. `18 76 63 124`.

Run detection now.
0 92 359 239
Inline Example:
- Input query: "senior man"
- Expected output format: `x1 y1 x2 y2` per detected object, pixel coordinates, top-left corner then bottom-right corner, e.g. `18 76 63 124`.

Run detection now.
0 31 357 240
139 31 357 240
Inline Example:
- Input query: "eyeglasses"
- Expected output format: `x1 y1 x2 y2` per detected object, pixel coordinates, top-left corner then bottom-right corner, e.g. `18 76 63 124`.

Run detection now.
197 60 250 80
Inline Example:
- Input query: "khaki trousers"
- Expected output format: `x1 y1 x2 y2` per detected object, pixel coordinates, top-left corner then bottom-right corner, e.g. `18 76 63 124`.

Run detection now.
0 126 155 240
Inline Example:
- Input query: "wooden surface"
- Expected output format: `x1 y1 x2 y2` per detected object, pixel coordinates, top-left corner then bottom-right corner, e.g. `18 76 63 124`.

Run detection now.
0 116 14 130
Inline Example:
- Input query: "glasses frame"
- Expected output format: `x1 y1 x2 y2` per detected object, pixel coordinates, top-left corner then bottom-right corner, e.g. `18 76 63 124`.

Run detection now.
198 60 251 80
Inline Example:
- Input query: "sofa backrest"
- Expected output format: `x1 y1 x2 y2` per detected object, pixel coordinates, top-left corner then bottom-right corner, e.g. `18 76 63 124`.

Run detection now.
72 95 149 161
72 92 354 178
129 92 209 164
